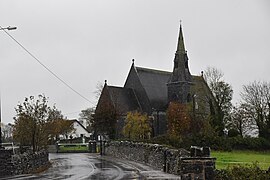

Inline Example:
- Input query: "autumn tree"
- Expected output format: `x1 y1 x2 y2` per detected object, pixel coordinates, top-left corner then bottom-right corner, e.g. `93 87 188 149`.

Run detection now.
93 101 118 139
204 67 233 136
93 81 123 139
49 119 74 141
167 102 191 138
240 81 270 138
123 111 151 140
13 94 64 151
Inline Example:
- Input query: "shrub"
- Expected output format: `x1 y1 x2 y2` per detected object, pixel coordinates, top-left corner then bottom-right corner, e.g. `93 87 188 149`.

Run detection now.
215 163 270 180
195 136 270 151
146 134 184 148
227 129 239 137
140 135 270 151
229 137 270 150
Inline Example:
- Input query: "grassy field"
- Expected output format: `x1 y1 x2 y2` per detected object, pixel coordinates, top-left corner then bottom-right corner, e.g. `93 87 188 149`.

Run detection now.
212 150 270 170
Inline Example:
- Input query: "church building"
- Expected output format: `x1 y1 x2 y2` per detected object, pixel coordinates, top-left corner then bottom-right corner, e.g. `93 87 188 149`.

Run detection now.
95 25 215 138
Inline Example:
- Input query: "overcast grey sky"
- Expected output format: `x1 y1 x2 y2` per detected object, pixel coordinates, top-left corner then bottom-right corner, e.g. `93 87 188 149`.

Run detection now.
1 0 270 124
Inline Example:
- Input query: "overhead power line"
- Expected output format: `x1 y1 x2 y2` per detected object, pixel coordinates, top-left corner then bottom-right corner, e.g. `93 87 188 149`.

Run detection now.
0 26 95 105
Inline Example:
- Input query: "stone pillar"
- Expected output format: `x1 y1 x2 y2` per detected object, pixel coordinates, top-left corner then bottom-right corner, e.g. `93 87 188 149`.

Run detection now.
180 157 216 180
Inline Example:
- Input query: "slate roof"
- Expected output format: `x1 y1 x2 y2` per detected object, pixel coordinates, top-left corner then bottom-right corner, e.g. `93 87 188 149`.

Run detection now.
135 66 171 110
192 75 213 98
106 86 140 114
192 76 218 107
100 65 212 115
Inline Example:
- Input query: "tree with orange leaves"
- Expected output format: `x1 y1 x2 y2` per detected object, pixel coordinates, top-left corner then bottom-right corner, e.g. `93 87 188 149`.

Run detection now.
167 102 191 138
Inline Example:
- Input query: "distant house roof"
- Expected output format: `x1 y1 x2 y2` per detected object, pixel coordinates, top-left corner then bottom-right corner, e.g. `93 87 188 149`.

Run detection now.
70 119 90 133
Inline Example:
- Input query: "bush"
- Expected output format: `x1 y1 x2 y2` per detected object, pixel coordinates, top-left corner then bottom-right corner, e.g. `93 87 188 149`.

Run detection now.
229 137 270 150
191 136 270 151
133 135 270 151
145 135 184 148
227 129 239 137
58 137 91 144
215 163 270 180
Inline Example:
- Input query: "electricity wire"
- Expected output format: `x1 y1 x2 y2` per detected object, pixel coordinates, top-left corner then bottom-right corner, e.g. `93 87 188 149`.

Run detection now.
0 26 95 105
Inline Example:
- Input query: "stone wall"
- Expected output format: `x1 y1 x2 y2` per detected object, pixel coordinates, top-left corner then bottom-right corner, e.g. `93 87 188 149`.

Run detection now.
0 149 49 178
0 149 14 177
105 141 216 180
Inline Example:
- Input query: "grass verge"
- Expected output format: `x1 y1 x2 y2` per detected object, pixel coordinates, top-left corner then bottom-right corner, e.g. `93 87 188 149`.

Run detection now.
212 150 270 170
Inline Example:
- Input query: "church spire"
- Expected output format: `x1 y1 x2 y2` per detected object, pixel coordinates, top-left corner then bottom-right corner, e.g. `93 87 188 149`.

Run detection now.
170 23 191 82
176 23 186 53
167 23 192 103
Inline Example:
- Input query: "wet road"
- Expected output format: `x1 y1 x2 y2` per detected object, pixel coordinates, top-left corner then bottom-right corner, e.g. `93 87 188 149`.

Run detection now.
5 153 180 180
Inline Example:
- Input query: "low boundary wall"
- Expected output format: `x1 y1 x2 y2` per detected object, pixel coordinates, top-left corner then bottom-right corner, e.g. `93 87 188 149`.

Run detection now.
105 141 216 180
0 149 49 178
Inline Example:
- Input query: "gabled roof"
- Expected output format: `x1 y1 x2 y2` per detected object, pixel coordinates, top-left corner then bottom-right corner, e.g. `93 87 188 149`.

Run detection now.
192 75 218 105
106 86 140 114
70 119 90 133
135 66 171 110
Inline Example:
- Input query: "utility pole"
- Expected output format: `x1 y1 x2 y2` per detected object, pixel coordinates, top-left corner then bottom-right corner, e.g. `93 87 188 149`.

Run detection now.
0 25 17 149
0 94 3 149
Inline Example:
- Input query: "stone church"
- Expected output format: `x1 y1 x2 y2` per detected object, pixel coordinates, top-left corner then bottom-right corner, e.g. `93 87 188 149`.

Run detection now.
95 25 215 138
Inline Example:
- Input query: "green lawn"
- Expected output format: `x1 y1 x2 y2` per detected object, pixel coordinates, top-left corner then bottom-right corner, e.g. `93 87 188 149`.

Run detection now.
212 150 270 170
58 144 88 152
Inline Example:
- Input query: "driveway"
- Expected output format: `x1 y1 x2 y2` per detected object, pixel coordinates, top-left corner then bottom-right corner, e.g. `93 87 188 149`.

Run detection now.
4 153 180 179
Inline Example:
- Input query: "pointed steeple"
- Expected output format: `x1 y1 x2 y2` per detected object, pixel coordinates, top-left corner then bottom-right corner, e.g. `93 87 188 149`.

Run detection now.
167 23 192 103
176 23 186 54
170 23 191 82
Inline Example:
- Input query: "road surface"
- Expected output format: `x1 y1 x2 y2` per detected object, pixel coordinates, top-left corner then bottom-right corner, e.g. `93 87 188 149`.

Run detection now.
4 153 180 180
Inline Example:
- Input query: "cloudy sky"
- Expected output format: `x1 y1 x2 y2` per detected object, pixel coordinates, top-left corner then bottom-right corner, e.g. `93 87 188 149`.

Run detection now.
1 0 270 124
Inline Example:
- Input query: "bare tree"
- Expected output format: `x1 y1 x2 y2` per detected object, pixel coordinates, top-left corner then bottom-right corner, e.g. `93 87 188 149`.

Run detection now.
204 67 224 90
204 67 233 136
94 81 104 100
240 81 270 138
230 104 257 137
79 107 95 132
